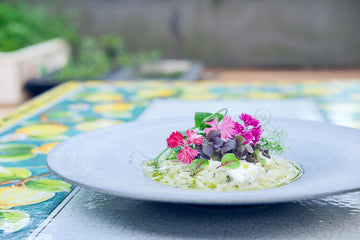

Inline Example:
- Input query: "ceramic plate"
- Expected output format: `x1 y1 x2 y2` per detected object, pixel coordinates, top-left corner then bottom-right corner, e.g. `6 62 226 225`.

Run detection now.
47 118 360 205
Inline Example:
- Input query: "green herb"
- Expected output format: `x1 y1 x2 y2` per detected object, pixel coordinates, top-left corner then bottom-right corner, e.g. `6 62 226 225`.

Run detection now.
194 112 212 130
258 158 266 165
205 113 224 123
153 147 170 169
226 175 231 183
217 153 240 169
189 159 209 176
193 108 228 131
253 149 266 165
256 110 289 155
259 136 287 155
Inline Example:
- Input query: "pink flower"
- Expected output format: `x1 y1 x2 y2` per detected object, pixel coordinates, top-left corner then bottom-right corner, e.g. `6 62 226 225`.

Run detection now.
233 113 263 145
220 116 236 139
167 131 185 148
186 129 203 145
240 113 260 127
204 116 236 139
177 146 198 164
167 130 202 164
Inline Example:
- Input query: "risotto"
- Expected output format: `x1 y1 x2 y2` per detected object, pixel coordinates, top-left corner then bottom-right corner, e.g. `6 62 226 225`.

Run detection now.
142 156 301 191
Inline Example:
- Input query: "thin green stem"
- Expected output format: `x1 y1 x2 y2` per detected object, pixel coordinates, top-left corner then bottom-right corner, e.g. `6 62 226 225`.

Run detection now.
153 147 169 168
129 151 152 163
165 148 174 160
203 108 228 122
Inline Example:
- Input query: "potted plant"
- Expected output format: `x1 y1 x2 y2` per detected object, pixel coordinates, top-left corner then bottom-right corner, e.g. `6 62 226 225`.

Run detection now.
25 35 161 96
0 1 76 104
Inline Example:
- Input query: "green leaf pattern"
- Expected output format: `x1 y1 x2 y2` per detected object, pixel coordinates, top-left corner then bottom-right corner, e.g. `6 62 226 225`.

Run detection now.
0 144 36 162
0 167 31 182
0 210 30 234
25 179 71 192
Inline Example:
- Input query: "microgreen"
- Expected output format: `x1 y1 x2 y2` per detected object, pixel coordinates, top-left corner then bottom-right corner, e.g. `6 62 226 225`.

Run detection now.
194 112 212 130
204 113 224 123
258 157 266 165
194 108 228 130
255 110 289 155
254 109 271 126
173 147 181 153
189 159 209 176
259 126 288 155
129 151 152 163
153 147 170 168
216 153 240 169
253 149 266 165
226 175 232 183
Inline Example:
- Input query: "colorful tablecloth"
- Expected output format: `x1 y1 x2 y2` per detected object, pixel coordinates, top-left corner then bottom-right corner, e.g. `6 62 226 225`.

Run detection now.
0 80 359 239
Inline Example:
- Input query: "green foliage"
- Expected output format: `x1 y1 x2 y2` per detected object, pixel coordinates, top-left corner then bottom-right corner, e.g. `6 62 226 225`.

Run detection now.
205 113 224 123
255 109 289 155
0 1 76 52
253 149 266 165
195 112 212 130
259 127 288 155
219 153 240 169
189 159 209 176
139 71 184 79
0 1 160 80
50 35 160 81
194 108 228 130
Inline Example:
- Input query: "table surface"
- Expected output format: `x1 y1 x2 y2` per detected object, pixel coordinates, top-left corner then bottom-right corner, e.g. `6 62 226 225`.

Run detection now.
0 79 359 240
2 69 360 117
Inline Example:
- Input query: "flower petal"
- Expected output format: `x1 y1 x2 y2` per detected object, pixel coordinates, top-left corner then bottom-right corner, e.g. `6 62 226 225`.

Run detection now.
166 131 185 148
186 129 204 145
233 122 244 136
234 114 263 145
204 117 220 136
240 113 260 127
250 127 263 144
219 116 236 139
177 146 198 164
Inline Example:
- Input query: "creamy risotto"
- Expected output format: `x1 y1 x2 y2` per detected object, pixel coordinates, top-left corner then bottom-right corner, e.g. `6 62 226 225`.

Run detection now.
142 156 302 191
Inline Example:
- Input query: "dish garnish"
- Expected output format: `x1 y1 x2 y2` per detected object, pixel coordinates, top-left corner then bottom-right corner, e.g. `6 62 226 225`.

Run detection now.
142 109 302 191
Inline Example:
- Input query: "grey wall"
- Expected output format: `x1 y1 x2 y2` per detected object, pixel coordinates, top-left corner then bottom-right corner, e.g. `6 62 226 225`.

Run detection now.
48 0 360 68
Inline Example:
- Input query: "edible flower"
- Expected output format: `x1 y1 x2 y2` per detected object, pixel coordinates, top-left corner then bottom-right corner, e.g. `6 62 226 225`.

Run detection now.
167 130 203 164
233 113 263 144
167 131 185 148
177 146 198 164
186 129 203 145
204 116 235 140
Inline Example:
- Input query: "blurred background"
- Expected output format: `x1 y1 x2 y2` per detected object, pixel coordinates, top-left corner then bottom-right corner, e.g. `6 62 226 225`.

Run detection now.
1 0 360 109
57 0 360 68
